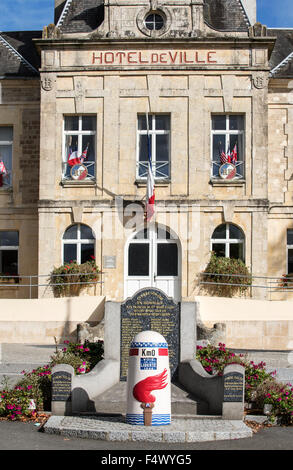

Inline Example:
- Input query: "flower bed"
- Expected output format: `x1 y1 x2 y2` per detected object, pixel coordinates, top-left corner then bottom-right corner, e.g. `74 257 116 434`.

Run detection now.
0 339 104 420
196 343 293 425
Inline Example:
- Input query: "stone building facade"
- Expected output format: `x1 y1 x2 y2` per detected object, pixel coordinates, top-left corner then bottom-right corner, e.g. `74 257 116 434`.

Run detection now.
0 0 293 301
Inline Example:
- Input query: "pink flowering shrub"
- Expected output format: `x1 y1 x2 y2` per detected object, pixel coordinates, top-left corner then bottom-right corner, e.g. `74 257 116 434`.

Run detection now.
196 343 293 424
0 339 104 419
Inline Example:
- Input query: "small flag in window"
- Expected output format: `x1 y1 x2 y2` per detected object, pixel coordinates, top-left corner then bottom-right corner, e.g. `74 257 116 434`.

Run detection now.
231 144 237 164
81 143 89 163
67 147 81 167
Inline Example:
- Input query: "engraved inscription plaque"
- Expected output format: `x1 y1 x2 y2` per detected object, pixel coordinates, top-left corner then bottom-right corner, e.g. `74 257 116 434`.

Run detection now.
52 371 72 402
223 372 244 402
120 288 180 381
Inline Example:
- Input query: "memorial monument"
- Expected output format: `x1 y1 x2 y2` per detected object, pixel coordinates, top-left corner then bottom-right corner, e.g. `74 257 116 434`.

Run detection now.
51 287 245 420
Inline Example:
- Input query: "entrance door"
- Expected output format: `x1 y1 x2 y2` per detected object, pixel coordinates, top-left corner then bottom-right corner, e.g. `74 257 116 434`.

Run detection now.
125 224 181 301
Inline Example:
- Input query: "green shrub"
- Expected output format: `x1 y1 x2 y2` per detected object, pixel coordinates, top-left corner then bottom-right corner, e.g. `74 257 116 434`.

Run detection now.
200 253 252 297
49 259 99 297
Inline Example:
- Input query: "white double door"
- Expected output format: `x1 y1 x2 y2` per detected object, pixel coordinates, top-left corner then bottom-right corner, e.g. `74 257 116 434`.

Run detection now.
125 224 181 301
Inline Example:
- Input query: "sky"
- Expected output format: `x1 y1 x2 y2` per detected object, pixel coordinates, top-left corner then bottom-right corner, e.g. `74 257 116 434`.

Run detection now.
0 0 292 31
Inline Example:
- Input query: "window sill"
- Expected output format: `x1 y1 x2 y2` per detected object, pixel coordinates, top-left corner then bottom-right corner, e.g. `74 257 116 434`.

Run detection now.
0 186 12 192
210 179 245 187
135 180 171 187
61 179 96 188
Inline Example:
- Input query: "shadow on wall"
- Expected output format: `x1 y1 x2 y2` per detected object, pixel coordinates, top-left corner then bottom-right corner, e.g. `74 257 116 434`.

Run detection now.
59 297 105 343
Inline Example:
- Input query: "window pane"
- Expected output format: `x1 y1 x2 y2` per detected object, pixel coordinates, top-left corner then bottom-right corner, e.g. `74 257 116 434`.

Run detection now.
128 243 149 276
212 243 226 257
0 231 18 246
81 244 95 264
157 243 178 276
229 224 244 240
287 230 293 245
212 116 226 130
63 225 78 240
156 134 169 161
80 224 94 240
1 250 18 275
155 115 170 131
230 243 244 261
212 224 226 240
64 116 79 131
63 244 77 263
82 116 96 131
139 134 150 163
288 249 293 273
229 115 244 131
213 134 226 161
82 135 95 177
0 127 13 141
138 115 152 131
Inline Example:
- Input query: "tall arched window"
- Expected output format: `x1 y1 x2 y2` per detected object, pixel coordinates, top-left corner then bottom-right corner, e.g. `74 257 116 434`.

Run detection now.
62 224 95 264
211 223 244 261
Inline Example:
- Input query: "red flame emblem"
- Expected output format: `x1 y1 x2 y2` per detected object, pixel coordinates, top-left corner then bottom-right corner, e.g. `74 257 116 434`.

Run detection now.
133 369 168 404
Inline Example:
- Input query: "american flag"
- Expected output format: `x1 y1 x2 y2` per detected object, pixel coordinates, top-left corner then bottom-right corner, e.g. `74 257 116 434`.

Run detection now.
219 148 231 164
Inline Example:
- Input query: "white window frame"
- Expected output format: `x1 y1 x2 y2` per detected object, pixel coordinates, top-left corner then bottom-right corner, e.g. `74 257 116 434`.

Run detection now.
62 223 95 265
211 114 245 181
210 223 245 261
0 127 13 188
62 116 96 182
0 231 19 275
136 114 171 182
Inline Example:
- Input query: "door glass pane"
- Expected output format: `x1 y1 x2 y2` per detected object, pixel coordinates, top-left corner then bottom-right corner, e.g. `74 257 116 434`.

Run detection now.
1 250 18 275
134 228 149 239
288 249 293 274
157 243 178 276
212 243 226 257
63 244 77 263
81 244 95 264
230 243 244 261
63 225 78 240
128 243 149 276
0 231 19 246
157 227 171 240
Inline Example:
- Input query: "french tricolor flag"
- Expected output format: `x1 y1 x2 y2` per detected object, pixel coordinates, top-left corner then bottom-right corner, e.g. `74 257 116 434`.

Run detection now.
146 114 155 221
